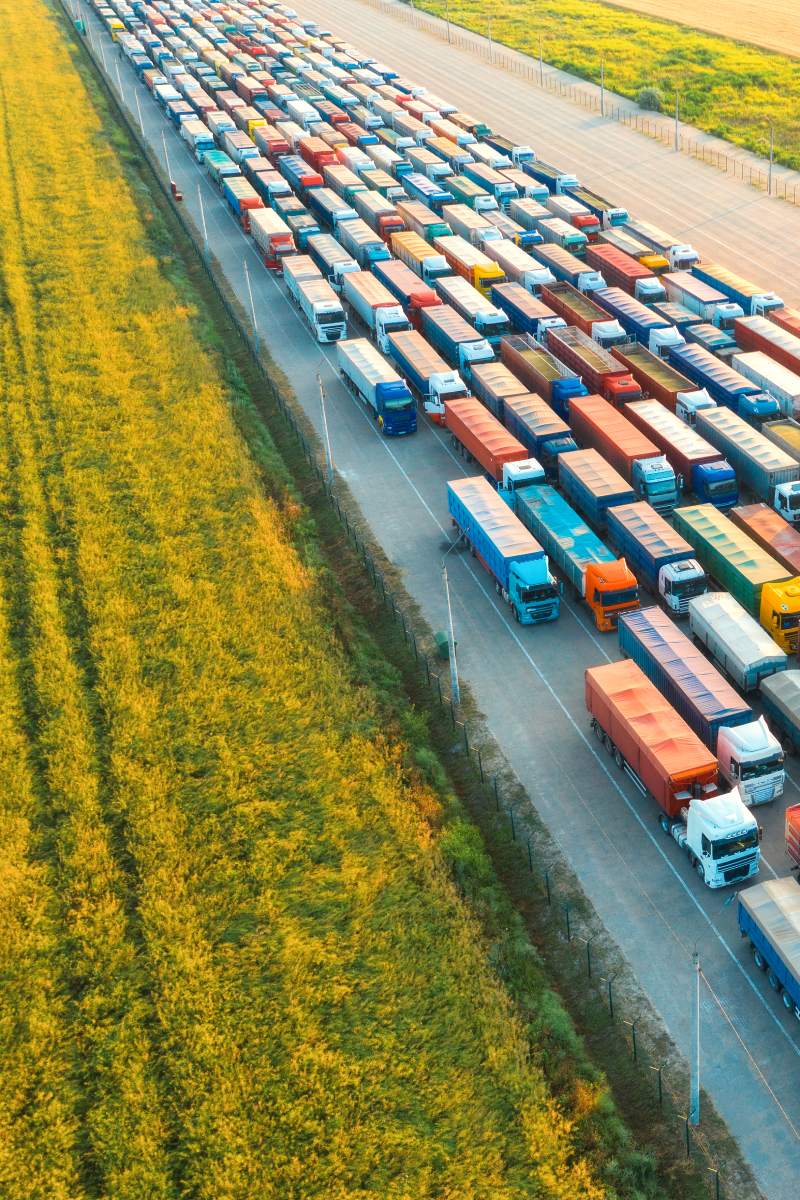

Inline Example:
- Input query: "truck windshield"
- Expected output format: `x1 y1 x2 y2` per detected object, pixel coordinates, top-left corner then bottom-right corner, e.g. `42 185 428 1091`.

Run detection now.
674 578 706 600
712 828 759 860
596 588 639 608
740 754 784 781
778 613 800 630
384 396 415 412
707 479 737 500
789 493 800 511
521 584 558 603
318 312 343 325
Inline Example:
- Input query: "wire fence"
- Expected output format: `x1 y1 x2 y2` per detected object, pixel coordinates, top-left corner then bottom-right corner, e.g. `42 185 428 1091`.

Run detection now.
65 6 755 1196
370 0 800 204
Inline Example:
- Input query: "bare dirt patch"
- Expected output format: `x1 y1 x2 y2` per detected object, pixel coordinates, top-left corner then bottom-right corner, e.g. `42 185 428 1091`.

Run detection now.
602 0 800 58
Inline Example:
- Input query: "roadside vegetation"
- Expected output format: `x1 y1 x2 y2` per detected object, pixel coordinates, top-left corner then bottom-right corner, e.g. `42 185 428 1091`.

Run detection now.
417 0 800 169
0 0 685 1195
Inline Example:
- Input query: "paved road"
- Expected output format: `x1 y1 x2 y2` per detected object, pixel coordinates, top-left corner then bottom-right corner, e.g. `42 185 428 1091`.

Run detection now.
79 5 800 1195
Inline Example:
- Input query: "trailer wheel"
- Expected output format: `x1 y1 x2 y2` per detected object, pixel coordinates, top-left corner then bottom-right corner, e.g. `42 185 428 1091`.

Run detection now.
659 814 671 835
752 947 767 971
614 748 624 769
767 969 781 991
781 989 794 1011
593 721 603 743
604 733 614 755
695 860 705 883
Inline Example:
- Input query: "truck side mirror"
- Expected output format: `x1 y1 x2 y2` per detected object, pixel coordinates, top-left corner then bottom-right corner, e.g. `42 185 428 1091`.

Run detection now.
759 826 764 842
559 581 565 596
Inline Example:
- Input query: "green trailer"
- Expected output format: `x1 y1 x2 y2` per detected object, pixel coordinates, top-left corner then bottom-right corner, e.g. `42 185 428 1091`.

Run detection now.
673 504 789 617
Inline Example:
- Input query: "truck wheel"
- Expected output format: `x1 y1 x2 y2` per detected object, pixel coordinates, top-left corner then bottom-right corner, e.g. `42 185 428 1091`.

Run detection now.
753 947 767 971
659 814 671 835
604 733 614 755
695 860 705 883
688 852 696 868
794 1005 800 1022
768 969 780 991
782 989 794 1011
614 748 624 769
593 721 603 743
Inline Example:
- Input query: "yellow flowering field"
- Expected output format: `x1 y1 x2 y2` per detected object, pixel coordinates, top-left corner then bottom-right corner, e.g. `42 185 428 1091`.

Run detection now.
0 1 665 1197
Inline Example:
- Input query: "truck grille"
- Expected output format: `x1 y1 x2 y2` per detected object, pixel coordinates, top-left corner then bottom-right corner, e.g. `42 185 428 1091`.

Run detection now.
723 860 755 883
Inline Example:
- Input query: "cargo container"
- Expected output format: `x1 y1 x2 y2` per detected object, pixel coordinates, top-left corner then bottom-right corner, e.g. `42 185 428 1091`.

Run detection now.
204 149 241 186
568 187 629 229
507 198 551 232
732 353 800 419
623 400 738 509
605 502 705 613
432 235 505 297
386 329 469 419
770 307 800 340
447 477 560 624
586 660 761 885
433 275 509 344
547 326 642 407
540 282 625 349
306 232 359 289
529 244 604 294
618 607 783 804
444 174 498 213
683 321 739 366
394 199 451 242
323 162 368 202
761 671 800 754
500 334 587 413
253 123 290 161
336 338 416 435
444 396 537 491
734 316 800 377
481 240 553 295
336 217 391 269
651 301 701 332
585 244 665 304
348 189 403 241
594 288 683 357
502 393 579 478
738 878 800 1020
462 162 517 208
568 395 678 513
247 205 295 267
341 271 411 352
513 486 639 630
441 204 501 249
305 186 358 230
390 230 450 283
498 167 549 203
694 407 800 518
405 144 452 182
675 506 800 652
609 341 710 419
691 264 783 316
521 158 579 194
788 804 800 867
536 216 588 257
420 304 494 380
600 227 669 274
623 219 699 271
371 258 440 329
278 152 323 195
544 192 601 240
469 362 528 420
401 173 454 213
284 263 346 342
490 283 564 339
730 503 800 577
661 271 735 325
180 117 215 161
221 175 264 231
668 343 779 426
761 419 800 467
558 449 635 531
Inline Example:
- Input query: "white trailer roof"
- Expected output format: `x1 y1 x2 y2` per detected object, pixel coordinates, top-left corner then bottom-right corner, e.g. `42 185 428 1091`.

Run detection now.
740 877 800 982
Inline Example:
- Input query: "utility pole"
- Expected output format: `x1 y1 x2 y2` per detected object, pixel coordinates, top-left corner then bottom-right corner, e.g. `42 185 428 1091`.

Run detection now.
442 564 460 707
317 373 334 485
600 53 605 117
134 87 145 135
538 34 544 85
674 92 680 152
487 12 493 64
197 183 209 256
689 951 701 1126
161 129 173 182
445 0 451 43
243 259 258 335
768 122 775 196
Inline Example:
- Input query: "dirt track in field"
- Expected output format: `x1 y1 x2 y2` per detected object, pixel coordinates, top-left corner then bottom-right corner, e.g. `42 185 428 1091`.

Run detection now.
602 0 800 57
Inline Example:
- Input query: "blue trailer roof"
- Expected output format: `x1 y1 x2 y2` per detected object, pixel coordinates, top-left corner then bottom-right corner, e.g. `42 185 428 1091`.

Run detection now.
515 485 615 567
595 287 669 331
447 478 543 563
669 343 756 396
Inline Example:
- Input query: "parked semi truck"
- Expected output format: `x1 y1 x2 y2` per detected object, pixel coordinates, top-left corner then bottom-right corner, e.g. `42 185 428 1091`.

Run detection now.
502 394 579 479
539 281 625 349
558 449 635 531
500 334 588 413
605 502 706 613
306 233 359 290
481 239 553 295
470 362 527 420
568 395 679 513
683 321 739 365
600 227 669 274
433 275 510 344
618 607 784 805
623 219 699 271
734 315 800 377
387 329 469 419
668 343 780 426
544 192 601 240
586 659 760 886
444 397 544 499
546 325 642 407
568 186 628 229
610 342 713 419
248 206 295 267
761 672 800 755
490 283 565 339
730 503 800 577
584 244 666 304
419 304 494 380
395 199 452 243
283 255 346 342
447 476 560 624
341 271 412 353
662 271 734 324
337 338 417 435
513 486 639 630
732 353 800 419
738 878 800 1021
688 591 787 693
594 288 684 356
390 230 450 283
691 264 783 317
762 419 800 465
372 259 441 330
694 407 800 519
623 400 738 509
529 244 604 293
674 505 800 652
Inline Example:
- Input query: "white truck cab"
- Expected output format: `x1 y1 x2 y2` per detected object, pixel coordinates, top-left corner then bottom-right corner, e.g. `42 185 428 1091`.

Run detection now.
500 458 546 499
675 389 716 426
648 326 685 358
717 718 784 806
774 481 800 527
422 372 470 423
666 788 760 887
591 320 626 350
658 558 707 614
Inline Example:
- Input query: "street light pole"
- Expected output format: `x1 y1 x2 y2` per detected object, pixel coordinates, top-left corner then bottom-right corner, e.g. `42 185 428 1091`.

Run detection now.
243 259 258 335
674 92 680 152
445 0 451 43
197 183 209 256
538 34 544 85
134 87 145 135
317 373 334 485
161 129 173 182
689 952 701 1126
487 12 493 64
768 122 775 195
600 54 605 117
443 564 460 708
